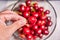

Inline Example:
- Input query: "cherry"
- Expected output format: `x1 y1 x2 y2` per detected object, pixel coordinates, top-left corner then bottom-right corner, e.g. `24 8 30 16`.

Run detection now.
31 12 39 18
26 34 33 40
26 0 31 6
23 27 30 34
44 10 50 14
23 11 30 18
48 20 52 26
19 4 25 12
33 3 38 10
38 7 44 12
36 28 42 35
31 30 35 35
40 25 45 30
40 15 47 20
32 24 38 30
25 6 30 12
37 20 46 26
38 33 43 38
28 16 37 24
43 30 49 35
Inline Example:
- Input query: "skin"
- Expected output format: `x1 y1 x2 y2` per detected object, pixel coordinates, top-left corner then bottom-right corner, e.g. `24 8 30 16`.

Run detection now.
0 10 27 40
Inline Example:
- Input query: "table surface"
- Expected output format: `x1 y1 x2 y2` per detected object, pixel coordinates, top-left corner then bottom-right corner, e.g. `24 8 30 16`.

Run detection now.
0 1 60 40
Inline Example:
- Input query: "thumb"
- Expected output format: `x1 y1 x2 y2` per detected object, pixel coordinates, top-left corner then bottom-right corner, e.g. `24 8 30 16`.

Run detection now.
7 18 27 36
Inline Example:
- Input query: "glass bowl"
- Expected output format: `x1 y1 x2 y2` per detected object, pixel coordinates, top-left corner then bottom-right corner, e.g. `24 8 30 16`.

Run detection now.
12 0 57 40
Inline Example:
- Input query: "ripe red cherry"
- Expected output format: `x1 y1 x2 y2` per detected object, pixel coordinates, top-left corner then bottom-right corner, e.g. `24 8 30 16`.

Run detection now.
33 3 38 10
38 7 44 12
36 28 42 35
48 20 52 26
26 0 31 6
46 16 51 21
31 12 39 18
23 27 30 34
40 15 47 20
32 25 38 30
37 20 46 26
27 34 32 40
19 5 25 12
25 6 30 12
44 10 50 14
28 16 37 24
23 11 30 18
43 30 49 35
33 3 38 7
40 25 45 30
38 33 43 38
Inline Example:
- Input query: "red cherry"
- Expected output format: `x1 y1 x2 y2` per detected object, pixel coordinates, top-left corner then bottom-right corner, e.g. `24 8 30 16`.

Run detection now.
44 10 50 14
33 3 38 10
43 30 49 35
32 25 38 30
36 28 42 35
25 6 30 12
40 15 47 20
23 27 30 34
28 16 37 24
31 12 39 18
45 26 48 30
47 16 51 21
19 4 25 12
31 30 35 35
23 11 30 18
40 25 45 30
38 7 44 12
38 33 43 38
48 20 52 26
26 0 31 6
33 3 38 7
37 20 46 26
26 34 33 39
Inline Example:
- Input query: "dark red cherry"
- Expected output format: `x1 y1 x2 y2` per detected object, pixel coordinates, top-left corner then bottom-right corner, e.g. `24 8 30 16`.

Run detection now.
26 0 31 6
31 12 39 18
23 11 30 18
23 27 30 34
25 6 30 12
32 24 38 30
19 4 25 12
44 10 50 14
43 30 49 35
38 7 44 12
28 16 37 24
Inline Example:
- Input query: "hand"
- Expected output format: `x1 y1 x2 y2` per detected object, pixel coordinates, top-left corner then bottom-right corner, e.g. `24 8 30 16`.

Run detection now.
0 10 27 40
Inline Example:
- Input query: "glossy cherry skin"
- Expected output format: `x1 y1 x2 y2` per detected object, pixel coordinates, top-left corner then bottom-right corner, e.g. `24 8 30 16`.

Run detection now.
28 16 37 24
36 28 42 35
23 11 30 18
32 24 38 30
47 20 52 26
26 0 31 6
19 5 25 12
43 30 49 35
23 27 30 34
33 3 38 10
26 34 33 40
25 6 30 12
31 12 39 18
38 33 43 38
38 7 44 12
37 20 46 26
44 10 50 14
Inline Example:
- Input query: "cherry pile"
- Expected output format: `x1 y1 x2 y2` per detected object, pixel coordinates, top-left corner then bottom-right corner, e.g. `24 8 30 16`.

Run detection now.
15 0 53 40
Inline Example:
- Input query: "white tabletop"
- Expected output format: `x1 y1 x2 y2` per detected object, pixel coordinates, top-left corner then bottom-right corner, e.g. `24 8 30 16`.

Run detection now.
0 1 60 40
